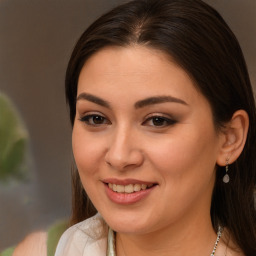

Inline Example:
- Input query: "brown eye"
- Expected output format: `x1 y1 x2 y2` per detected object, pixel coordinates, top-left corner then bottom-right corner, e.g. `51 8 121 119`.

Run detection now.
143 116 176 127
152 117 167 126
92 115 105 124
79 114 110 126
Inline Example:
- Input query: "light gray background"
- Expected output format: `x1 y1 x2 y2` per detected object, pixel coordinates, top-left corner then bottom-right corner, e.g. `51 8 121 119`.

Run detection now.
0 0 255 250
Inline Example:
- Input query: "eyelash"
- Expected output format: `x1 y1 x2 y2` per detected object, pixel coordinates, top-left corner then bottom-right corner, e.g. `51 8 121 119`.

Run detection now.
79 114 177 128
142 115 177 127
79 114 110 126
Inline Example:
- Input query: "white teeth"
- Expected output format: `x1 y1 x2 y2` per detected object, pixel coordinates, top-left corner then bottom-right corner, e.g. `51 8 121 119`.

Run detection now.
134 184 141 192
124 184 134 193
108 183 153 193
116 185 125 193
141 184 147 190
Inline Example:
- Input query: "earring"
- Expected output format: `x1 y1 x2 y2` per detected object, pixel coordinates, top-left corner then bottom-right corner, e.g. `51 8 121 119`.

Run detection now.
223 160 230 183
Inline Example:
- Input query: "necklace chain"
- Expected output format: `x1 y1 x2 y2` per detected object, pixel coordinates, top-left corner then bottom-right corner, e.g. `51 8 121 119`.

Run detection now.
107 226 223 256
210 226 223 256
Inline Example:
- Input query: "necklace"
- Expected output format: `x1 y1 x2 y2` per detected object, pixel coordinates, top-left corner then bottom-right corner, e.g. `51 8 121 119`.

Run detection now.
107 226 223 256
211 226 223 256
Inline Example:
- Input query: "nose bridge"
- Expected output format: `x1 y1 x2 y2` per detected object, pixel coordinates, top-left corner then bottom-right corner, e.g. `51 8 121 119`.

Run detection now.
113 123 130 151
105 123 143 170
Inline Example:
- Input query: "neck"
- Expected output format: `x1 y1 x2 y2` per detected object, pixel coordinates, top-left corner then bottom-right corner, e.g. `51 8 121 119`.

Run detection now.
116 214 217 256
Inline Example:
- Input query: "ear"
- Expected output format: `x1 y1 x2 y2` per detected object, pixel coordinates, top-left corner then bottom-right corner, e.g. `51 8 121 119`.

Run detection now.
216 110 249 166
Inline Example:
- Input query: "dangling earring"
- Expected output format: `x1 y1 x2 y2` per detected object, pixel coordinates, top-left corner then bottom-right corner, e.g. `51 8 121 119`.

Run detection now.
223 160 230 183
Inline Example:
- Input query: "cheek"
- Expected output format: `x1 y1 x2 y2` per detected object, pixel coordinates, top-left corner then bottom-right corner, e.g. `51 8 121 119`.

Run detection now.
147 126 219 182
72 127 108 207
72 126 105 178
144 128 218 219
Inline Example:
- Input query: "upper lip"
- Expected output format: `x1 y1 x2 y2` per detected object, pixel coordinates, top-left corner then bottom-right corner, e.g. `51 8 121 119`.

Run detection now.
102 178 157 186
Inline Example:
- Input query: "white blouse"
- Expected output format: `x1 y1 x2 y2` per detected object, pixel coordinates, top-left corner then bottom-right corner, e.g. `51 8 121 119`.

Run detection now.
54 214 116 256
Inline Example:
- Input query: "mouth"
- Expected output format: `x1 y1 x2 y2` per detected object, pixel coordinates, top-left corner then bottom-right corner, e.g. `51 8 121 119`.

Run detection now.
103 180 157 204
107 183 155 193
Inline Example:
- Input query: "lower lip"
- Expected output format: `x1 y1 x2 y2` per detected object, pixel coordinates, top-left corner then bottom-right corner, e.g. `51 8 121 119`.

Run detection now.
104 184 156 205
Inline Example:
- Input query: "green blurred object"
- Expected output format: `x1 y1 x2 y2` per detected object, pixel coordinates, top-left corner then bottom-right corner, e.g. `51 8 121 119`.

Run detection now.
0 247 15 256
0 93 28 182
47 220 68 256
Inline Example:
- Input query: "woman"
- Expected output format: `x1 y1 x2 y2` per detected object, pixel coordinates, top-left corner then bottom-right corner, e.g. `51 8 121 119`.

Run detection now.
55 0 256 255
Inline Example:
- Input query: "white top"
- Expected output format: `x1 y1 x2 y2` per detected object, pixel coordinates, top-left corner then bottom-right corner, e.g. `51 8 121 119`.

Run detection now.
54 214 116 256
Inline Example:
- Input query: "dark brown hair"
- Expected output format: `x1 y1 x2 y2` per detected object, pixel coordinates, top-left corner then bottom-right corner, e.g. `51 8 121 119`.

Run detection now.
66 0 256 255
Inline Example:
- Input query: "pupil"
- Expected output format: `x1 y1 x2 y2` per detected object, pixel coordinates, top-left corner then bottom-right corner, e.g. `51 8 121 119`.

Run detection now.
153 117 164 126
93 116 103 124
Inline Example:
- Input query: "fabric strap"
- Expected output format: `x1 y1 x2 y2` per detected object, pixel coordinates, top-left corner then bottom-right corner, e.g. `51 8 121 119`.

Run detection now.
107 228 116 256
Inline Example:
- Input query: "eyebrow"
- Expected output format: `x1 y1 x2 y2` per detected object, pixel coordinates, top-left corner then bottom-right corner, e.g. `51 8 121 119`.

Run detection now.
76 93 111 108
76 93 188 109
135 95 188 108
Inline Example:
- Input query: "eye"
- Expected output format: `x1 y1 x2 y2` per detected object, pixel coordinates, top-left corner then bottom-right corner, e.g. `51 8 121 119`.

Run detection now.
79 114 110 126
143 115 176 127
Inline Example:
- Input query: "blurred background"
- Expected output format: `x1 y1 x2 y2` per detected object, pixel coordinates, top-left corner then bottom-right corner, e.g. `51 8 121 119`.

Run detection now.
0 0 255 251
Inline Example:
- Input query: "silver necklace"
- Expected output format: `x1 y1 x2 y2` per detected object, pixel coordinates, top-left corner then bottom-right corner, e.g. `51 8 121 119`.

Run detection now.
107 226 223 256
211 226 223 256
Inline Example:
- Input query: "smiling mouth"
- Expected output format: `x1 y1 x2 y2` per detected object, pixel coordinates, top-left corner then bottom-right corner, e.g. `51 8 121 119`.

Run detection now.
108 183 155 193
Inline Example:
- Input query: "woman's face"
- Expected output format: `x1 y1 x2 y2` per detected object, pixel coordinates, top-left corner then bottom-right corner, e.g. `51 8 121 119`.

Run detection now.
72 46 224 234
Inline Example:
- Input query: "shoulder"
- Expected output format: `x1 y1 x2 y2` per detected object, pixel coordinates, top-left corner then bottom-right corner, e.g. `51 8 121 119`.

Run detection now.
55 214 108 256
1 221 68 256
12 231 47 256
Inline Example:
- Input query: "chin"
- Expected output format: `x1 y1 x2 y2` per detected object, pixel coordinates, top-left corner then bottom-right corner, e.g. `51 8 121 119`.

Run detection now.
100 210 155 234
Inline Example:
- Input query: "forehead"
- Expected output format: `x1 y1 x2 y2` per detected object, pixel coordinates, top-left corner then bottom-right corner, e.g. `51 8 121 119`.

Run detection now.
80 45 176 78
77 45 201 105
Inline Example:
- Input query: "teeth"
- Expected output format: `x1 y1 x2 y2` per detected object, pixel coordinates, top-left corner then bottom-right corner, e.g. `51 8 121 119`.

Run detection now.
124 184 134 193
141 184 147 190
134 184 141 192
108 183 153 193
116 185 125 193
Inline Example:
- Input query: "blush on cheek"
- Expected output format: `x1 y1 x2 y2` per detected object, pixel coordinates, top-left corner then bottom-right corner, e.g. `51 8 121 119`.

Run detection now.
73 138 106 179
148 142 186 172
74 149 99 175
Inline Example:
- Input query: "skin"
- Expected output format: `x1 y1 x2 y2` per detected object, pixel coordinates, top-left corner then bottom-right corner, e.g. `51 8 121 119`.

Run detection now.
72 45 246 256
13 231 47 256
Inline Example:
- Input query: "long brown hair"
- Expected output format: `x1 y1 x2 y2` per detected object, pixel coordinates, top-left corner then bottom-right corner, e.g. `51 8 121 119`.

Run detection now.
66 0 256 255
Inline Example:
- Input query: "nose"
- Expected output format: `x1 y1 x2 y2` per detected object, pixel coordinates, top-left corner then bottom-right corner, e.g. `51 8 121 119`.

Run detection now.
104 126 144 171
